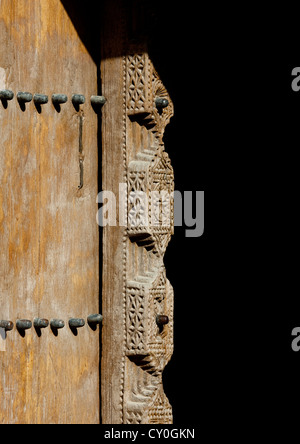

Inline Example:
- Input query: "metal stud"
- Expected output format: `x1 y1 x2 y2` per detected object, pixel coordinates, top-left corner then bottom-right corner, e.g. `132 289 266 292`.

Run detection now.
17 92 33 103
33 94 48 105
0 320 14 331
87 314 103 325
50 319 65 329
34 318 49 328
156 315 169 327
90 95 106 106
69 318 85 328
155 97 169 109
0 90 14 101
52 94 68 104
16 319 32 330
72 94 85 106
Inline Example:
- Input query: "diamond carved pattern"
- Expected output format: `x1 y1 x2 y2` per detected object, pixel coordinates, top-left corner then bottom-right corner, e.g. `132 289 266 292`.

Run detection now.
124 49 174 425
127 54 147 111
127 287 146 352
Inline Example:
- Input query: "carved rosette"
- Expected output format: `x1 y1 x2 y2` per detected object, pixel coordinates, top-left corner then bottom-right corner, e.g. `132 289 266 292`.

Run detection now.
123 49 175 424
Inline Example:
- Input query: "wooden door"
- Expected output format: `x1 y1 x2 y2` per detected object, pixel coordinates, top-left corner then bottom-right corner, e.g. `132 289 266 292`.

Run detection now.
0 0 100 424
0 0 175 425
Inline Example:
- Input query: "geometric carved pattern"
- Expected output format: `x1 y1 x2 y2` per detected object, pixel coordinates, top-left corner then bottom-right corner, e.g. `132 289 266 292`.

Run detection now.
124 44 174 424
101 1 174 425
126 267 173 373
127 285 146 353
125 379 173 424
127 149 174 257
145 388 173 424
127 54 148 112
126 52 174 143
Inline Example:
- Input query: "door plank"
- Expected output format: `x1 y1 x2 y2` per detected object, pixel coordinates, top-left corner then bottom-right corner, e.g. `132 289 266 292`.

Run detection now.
0 0 99 424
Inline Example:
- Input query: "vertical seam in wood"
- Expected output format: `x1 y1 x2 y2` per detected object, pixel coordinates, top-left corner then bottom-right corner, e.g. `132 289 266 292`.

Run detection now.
78 113 84 189
120 52 127 423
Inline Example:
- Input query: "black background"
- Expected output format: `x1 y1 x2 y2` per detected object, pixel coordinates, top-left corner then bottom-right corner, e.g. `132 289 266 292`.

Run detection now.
269 21 300 428
125 1 209 426
154 3 300 429
150 3 208 424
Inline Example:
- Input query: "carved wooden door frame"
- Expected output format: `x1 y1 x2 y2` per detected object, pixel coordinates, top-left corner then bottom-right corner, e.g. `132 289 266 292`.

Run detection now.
101 0 175 424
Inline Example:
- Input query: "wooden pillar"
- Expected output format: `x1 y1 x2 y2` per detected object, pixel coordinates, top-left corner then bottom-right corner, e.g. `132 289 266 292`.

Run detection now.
101 0 175 424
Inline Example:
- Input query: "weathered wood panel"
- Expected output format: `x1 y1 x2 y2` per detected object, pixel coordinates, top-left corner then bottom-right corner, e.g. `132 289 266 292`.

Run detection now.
0 0 99 424
100 1 126 424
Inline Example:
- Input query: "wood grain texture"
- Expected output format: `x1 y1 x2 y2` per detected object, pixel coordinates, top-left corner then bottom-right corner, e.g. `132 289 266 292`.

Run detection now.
100 0 126 424
0 0 99 424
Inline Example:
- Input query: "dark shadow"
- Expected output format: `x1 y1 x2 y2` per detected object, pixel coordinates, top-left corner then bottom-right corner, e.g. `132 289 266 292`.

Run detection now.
72 101 80 112
50 326 59 337
60 0 101 66
16 327 26 338
91 102 104 114
17 100 26 112
158 324 164 335
34 326 42 337
87 321 97 332
52 102 62 113
34 102 42 114
88 320 103 333
69 326 78 336
0 99 8 109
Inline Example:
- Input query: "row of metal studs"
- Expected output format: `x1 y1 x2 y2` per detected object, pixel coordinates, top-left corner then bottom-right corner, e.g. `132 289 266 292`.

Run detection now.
0 314 103 331
0 314 169 332
0 90 169 109
0 90 106 108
